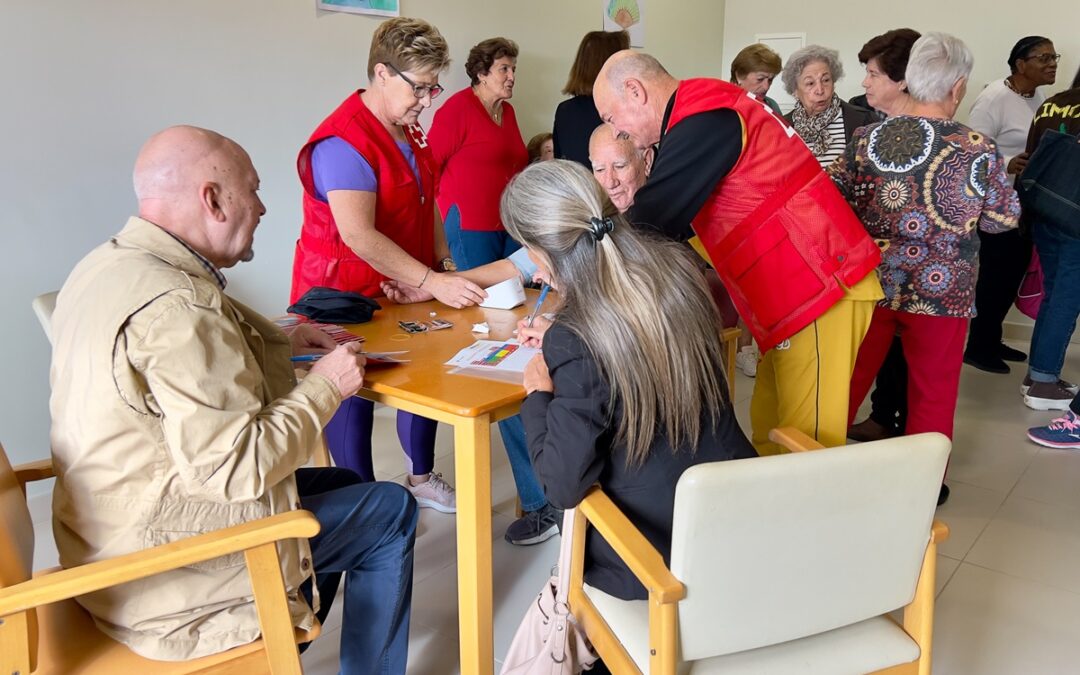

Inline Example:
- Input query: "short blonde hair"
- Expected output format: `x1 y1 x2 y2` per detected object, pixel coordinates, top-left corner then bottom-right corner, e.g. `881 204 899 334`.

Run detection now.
367 17 450 79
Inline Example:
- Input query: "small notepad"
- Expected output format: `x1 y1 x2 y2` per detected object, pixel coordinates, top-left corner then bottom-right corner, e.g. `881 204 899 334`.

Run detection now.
479 277 526 310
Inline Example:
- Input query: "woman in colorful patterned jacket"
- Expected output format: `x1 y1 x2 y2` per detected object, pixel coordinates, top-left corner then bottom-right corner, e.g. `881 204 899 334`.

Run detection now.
828 33 1020 505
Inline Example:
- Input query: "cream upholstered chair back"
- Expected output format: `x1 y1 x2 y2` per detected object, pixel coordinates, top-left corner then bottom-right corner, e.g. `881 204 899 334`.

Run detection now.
670 433 950 662
32 291 58 345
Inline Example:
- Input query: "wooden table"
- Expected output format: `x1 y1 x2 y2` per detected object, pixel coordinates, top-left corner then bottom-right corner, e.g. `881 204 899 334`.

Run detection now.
341 290 551 675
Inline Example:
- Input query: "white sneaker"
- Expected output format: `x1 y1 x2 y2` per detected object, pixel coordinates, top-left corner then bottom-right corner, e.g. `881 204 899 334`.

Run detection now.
735 346 758 378
406 473 456 513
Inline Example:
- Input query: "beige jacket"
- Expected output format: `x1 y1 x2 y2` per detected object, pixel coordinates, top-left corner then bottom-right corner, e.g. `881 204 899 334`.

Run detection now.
49 217 342 660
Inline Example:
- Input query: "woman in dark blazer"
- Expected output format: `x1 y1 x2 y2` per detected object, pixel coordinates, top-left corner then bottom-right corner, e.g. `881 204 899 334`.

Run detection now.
503 160 757 600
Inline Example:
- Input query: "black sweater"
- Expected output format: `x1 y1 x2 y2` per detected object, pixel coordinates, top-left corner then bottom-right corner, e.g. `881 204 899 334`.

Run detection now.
521 323 756 600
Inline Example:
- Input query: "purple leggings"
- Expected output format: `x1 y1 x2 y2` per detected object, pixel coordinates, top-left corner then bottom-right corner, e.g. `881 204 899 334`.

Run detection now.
324 396 438 482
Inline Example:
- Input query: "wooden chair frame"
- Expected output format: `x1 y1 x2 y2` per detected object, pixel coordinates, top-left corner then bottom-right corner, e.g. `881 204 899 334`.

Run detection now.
566 427 950 675
1 457 322 675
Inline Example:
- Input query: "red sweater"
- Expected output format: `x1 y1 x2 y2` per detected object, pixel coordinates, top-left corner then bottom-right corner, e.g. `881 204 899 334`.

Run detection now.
428 88 528 232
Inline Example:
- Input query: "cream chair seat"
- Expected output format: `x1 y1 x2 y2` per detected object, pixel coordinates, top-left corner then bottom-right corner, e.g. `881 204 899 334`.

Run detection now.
567 428 951 675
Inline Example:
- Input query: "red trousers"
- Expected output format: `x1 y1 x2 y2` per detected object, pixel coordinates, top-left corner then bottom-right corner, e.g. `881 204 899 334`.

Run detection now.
848 306 968 440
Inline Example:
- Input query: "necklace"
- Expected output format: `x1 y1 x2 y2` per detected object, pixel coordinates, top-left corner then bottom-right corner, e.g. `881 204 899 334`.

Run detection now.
473 86 502 123
1004 77 1035 99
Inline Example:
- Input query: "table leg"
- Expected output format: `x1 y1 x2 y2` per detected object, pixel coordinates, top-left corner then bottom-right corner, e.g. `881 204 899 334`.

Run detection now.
454 415 493 674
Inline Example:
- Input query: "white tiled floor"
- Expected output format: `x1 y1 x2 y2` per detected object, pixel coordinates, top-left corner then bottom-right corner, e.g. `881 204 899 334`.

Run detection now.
28 340 1080 673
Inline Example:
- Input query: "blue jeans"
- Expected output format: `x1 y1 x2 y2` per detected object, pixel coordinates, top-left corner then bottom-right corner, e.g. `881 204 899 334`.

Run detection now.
443 219 522 270
444 213 546 512
1029 222 1080 382
297 468 417 674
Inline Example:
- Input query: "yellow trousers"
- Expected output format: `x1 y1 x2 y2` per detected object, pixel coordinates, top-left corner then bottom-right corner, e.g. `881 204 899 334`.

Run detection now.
750 274 881 455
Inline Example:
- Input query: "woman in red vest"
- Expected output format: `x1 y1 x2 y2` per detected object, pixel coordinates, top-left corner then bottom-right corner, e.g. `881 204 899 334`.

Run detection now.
291 17 484 512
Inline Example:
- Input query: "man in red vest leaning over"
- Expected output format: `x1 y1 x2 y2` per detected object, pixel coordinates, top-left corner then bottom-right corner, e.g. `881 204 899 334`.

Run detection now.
594 50 883 455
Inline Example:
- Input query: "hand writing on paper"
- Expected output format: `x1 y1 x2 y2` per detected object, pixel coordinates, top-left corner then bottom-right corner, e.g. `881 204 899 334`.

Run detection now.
516 314 552 348
523 353 553 395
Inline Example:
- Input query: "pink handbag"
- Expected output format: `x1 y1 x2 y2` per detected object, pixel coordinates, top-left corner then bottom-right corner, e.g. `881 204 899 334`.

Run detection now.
500 509 599 674
1015 249 1044 320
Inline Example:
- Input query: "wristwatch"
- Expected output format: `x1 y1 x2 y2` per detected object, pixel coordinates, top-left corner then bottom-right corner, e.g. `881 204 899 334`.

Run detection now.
438 257 457 272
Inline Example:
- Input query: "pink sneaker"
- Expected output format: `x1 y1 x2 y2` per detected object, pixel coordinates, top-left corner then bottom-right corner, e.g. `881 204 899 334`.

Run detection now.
406 473 456 513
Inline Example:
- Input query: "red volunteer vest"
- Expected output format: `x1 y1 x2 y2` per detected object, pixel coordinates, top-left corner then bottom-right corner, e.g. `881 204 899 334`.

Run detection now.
291 91 436 303
667 79 880 351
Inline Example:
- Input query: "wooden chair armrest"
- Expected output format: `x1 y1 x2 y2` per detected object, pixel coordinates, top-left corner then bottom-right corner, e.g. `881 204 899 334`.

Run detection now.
719 327 742 343
577 488 685 604
0 510 319 616
767 427 825 452
931 519 950 543
13 458 55 489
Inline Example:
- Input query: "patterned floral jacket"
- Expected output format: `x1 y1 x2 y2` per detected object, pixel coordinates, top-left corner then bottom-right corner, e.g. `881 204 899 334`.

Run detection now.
828 116 1020 317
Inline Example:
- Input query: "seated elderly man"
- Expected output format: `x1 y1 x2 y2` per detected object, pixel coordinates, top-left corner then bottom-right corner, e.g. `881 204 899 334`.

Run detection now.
49 125 416 672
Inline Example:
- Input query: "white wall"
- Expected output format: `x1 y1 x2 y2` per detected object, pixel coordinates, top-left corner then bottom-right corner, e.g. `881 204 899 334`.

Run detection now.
723 0 1079 122
0 0 725 476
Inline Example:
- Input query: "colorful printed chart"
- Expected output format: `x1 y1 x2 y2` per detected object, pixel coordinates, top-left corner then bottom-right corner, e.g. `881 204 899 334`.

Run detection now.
445 340 540 383
472 343 519 367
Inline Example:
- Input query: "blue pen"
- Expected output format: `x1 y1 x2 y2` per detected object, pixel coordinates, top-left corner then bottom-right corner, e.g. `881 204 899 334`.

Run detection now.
527 284 550 328
290 354 324 363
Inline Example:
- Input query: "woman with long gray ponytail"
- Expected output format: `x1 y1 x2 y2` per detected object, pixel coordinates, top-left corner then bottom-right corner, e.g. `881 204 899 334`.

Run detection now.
506 160 756 601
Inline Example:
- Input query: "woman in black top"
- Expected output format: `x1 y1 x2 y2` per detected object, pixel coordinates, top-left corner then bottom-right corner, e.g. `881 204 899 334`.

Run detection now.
552 30 629 170
502 160 757 601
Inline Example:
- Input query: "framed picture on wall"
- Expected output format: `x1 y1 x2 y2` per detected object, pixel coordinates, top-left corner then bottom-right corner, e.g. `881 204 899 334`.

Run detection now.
602 0 644 48
317 0 399 17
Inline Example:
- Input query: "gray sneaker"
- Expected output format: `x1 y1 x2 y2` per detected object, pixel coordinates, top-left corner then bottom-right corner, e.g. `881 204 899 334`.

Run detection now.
1024 381 1076 411
504 504 562 546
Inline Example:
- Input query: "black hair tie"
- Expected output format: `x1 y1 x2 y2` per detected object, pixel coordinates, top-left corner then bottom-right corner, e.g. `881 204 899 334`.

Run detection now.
588 216 616 241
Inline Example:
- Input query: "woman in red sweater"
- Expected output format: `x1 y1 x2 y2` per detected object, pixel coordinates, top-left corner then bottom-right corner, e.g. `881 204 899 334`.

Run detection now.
429 37 529 268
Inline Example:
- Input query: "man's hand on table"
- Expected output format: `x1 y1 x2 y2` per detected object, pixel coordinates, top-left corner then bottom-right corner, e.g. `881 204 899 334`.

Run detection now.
381 280 435 304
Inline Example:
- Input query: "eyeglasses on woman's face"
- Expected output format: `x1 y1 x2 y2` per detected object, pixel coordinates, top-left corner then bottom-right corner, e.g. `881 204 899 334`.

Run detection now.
387 63 444 100
1023 53 1062 65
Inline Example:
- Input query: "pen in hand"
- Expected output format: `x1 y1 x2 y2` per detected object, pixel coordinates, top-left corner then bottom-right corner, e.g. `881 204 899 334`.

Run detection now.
290 354 325 363
526 284 550 328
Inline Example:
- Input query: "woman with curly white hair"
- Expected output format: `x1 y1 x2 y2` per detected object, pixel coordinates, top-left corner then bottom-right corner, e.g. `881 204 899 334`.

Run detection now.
782 44 877 167
827 33 1021 505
